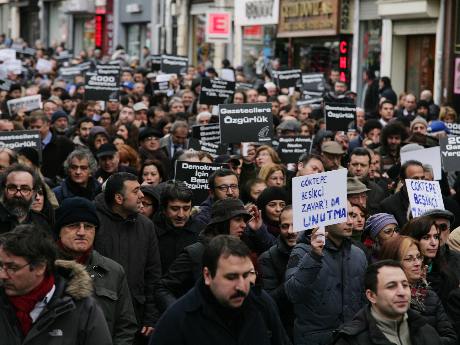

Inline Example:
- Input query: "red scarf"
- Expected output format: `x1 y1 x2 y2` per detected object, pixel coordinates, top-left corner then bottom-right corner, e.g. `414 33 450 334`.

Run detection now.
56 239 92 265
8 274 55 335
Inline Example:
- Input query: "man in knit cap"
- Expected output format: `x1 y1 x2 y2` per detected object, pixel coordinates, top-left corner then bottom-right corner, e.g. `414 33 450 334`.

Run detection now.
55 196 137 344
410 116 428 135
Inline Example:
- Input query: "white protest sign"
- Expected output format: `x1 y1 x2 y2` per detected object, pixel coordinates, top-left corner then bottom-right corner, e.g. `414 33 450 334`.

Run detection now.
36 59 53 73
400 146 442 180
4 59 22 75
7 95 42 115
292 168 348 231
406 179 444 218
0 49 16 62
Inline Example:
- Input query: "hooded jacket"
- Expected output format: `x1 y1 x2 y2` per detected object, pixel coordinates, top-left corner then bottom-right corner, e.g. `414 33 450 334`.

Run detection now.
0 260 112 345
93 193 162 327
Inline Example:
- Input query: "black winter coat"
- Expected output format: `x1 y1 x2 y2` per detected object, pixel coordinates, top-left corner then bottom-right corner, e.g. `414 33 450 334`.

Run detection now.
0 201 51 234
0 260 112 345
93 194 162 327
150 279 291 345
41 132 75 180
333 306 442 345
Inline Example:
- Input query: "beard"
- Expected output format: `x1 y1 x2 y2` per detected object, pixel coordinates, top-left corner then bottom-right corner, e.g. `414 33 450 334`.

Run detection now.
3 195 33 219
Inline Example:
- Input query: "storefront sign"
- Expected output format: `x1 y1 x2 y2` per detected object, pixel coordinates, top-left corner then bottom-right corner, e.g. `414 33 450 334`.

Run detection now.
278 0 339 37
406 179 444 218
235 0 280 26
324 103 356 131
199 78 235 105
84 65 120 101
277 136 312 163
95 15 104 49
440 137 460 172
206 12 232 44
339 37 350 83
218 103 274 144
161 55 188 75
274 69 302 89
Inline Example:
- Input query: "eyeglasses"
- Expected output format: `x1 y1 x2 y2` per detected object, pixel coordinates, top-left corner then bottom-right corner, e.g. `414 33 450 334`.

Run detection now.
381 227 399 236
5 184 33 196
0 262 30 276
64 222 96 231
402 255 423 263
215 184 239 192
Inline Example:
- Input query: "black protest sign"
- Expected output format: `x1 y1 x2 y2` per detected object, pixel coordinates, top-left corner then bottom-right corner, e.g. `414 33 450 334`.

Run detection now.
0 130 41 159
440 137 460 172
174 161 225 205
277 136 312 164
192 123 220 143
161 55 188 75
188 138 227 157
219 103 274 144
302 73 325 96
150 55 161 71
84 65 120 101
199 78 235 105
274 69 302 89
59 66 83 81
152 81 169 93
297 98 323 110
324 103 356 131
445 123 460 136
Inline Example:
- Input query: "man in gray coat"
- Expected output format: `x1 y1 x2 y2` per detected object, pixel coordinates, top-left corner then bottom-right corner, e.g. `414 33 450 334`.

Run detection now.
285 200 367 345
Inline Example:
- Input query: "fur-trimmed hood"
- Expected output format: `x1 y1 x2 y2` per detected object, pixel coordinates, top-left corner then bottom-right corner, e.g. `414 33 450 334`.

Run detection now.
55 259 93 300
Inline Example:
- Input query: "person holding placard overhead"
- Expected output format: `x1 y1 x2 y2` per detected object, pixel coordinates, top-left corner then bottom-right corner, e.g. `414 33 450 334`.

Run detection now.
285 200 367 345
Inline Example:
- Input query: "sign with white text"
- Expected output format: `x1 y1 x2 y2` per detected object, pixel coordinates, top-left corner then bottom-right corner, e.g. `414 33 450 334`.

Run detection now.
206 12 232 43
324 103 356 131
440 137 460 172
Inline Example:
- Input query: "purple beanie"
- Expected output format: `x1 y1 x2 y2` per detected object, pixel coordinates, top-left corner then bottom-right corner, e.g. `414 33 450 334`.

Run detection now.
365 213 398 240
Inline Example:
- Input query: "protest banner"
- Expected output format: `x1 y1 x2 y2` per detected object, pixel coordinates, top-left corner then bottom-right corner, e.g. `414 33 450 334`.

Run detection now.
161 55 188 75
292 168 348 231
400 146 442 180
440 137 460 172
445 122 460 136
324 103 356 131
277 136 312 164
274 69 302 89
406 179 444 218
192 123 221 143
7 95 42 115
218 102 274 144
84 65 120 101
199 78 235 105
188 138 227 156
0 130 41 159
174 161 225 205
0 49 16 62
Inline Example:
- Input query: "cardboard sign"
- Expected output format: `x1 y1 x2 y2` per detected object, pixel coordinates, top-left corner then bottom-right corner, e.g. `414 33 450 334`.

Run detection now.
400 146 442 180
7 95 42 115
161 55 188 75
406 179 444 218
277 136 312 164
0 130 41 156
206 12 232 44
36 59 53 74
274 69 302 89
192 123 221 143
440 137 460 172
199 78 235 105
324 103 356 131
292 168 348 231
174 161 225 205
445 122 460 136
218 103 273 144
85 65 120 101
188 138 227 157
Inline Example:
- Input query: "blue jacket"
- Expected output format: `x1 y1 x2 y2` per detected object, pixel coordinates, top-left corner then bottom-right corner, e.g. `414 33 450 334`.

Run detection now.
285 238 367 345
53 177 102 204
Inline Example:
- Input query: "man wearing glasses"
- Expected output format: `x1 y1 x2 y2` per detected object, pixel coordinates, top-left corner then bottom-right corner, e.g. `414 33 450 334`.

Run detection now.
0 164 50 233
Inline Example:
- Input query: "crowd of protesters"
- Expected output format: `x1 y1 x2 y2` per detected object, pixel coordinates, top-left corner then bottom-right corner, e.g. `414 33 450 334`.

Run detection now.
1 37 460 345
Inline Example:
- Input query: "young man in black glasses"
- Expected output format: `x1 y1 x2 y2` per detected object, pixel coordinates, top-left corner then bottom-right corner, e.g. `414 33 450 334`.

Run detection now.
0 164 50 233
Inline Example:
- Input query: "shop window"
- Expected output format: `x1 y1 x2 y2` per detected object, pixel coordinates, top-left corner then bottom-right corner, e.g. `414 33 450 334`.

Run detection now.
406 35 435 96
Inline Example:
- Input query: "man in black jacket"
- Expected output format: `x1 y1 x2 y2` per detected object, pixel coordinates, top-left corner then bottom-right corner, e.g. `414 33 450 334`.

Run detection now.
333 260 442 345
150 235 291 345
153 181 203 272
94 172 161 344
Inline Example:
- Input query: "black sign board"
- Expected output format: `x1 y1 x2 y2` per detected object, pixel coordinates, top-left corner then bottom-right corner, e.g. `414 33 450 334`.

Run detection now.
150 55 162 71
84 65 120 101
218 103 274 144
161 55 188 75
297 98 323 110
192 123 220 143
274 69 302 89
59 66 83 81
302 73 325 98
277 136 312 164
152 81 169 94
440 137 460 172
445 123 460 136
55 50 73 61
174 161 225 205
188 138 227 157
324 103 356 131
0 130 41 159
199 78 235 105
0 78 12 91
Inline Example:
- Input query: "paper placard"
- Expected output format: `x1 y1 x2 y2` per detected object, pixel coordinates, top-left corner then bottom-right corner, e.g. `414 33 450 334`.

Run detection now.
84 65 120 101
277 136 312 164
188 138 227 157
400 146 442 180
0 130 41 159
161 55 188 75
150 55 162 71
445 122 460 136
324 103 356 131
7 95 42 115
174 161 225 205
440 137 460 172
36 59 53 74
274 69 302 89
292 168 348 231
406 179 444 218
199 78 235 105
192 123 220 143
218 102 274 144
0 49 16 62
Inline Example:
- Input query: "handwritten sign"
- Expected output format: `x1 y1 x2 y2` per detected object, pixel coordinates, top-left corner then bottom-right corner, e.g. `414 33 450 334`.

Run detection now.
292 168 348 231
406 179 444 218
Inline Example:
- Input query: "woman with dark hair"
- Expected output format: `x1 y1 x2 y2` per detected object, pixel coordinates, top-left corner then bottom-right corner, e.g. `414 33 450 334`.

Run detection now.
256 187 289 237
31 179 55 227
379 76 397 105
139 159 165 186
116 122 139 149
241 178 267 204
402 216 460 308
380 236 457 345
362 212 399 262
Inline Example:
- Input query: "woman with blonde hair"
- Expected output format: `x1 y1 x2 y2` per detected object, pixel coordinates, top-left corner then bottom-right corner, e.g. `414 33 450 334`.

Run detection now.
255 145 281 168
439 106 457 124
258 164 286 188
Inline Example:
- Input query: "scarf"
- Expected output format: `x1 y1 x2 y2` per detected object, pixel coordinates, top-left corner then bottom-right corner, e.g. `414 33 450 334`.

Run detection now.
57 240 92 265
8 274 55 335
410 280 429 313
